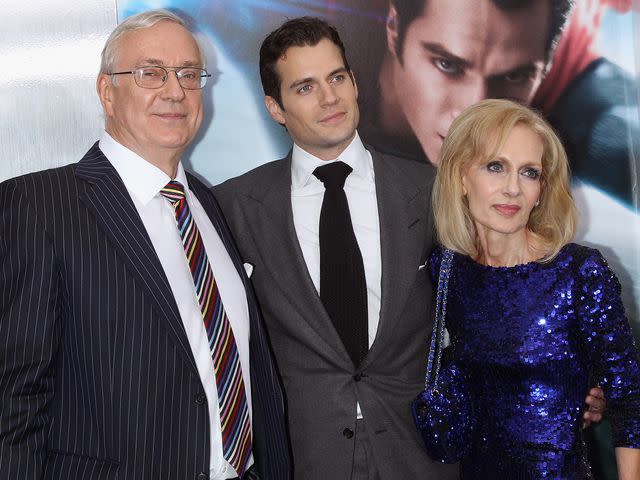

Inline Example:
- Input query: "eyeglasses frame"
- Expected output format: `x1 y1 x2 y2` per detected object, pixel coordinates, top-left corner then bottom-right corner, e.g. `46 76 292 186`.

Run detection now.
107 65 211 90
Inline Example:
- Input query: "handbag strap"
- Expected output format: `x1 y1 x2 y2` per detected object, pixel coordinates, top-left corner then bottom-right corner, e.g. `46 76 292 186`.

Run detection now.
425 248 454 388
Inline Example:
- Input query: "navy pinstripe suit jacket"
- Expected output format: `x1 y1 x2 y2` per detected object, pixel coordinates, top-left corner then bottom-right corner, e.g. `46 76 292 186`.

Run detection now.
0 144 291 480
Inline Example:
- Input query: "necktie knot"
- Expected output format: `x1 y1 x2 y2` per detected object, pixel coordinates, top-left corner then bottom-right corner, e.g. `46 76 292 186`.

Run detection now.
160 180 186 206
313 161 353 190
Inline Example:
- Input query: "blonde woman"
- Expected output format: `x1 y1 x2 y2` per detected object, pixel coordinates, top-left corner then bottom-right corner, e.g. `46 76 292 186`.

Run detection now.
429 99 640 478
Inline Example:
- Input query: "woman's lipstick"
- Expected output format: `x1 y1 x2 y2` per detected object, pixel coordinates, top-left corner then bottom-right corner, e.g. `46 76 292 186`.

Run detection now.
493 204 521 216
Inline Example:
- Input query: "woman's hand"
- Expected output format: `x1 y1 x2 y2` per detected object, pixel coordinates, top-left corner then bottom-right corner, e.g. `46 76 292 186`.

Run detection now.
583 386 606 428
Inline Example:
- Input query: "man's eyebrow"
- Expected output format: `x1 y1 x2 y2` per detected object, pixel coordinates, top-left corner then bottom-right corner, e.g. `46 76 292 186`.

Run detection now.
327 67 349 78
179 60 203 67
137 58 203 67
492 63 540 79
138 58 166 66
288 67 349 90
289 77 314 89
421 42 472 69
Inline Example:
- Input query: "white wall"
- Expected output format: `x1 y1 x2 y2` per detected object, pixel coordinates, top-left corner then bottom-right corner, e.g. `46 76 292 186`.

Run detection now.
0 0 117 181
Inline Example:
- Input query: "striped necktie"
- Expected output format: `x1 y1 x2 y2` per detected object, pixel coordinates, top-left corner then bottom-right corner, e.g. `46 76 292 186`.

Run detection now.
160 180 252 475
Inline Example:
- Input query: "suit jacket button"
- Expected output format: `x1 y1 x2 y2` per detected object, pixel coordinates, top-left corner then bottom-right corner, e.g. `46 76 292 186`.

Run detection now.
194 393 206 405
353 373 362 381
343 428 354 439
196 473 209 480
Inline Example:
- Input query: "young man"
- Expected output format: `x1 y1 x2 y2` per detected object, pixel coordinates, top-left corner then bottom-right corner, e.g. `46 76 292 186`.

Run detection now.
214 16 453 480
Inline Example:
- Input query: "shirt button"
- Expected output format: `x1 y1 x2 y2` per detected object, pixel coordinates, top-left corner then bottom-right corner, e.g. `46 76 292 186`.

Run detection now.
343 427 354 439
194 393 206 405
196 473 208 480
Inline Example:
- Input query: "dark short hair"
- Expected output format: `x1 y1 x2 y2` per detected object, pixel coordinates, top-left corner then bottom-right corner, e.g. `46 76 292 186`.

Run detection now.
391 0 574 65
259 16 352 108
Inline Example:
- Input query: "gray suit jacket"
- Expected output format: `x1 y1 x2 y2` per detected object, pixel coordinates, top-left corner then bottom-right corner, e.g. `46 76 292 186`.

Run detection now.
213 147 458 479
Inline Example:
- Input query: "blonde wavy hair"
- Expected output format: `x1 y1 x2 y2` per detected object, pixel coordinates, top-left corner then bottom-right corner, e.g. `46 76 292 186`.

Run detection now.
433 99 577 261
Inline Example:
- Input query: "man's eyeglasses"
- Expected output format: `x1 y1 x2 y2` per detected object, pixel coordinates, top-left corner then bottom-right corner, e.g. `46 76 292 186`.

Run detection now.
108 66 211 90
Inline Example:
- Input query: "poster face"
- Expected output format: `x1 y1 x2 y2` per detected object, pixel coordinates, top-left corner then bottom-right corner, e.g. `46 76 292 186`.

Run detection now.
117 0 640 337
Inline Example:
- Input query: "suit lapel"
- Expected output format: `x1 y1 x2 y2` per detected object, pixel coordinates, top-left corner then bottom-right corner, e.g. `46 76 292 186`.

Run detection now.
240 154 350 363
237 150 430 367
75 143 197 373
364 150 430 365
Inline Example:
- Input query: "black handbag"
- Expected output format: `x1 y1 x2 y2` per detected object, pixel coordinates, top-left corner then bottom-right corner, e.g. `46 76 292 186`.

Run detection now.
412 248 475 463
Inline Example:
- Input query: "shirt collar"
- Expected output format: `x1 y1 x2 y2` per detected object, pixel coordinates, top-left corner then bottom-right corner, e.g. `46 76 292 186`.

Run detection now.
99 131 189 205
291 131 373 189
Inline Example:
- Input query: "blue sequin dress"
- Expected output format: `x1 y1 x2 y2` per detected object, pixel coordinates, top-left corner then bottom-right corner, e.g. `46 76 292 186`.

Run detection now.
429 243 640 479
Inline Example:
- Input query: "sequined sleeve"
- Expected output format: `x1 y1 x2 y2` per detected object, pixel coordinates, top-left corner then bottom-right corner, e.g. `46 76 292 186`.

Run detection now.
577 249 640 448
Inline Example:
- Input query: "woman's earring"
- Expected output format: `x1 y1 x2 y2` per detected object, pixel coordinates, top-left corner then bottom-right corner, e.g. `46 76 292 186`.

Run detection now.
534 200 540 207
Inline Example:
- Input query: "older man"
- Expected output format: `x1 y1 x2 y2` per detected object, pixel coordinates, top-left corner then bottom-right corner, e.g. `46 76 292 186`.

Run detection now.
0 10 289 480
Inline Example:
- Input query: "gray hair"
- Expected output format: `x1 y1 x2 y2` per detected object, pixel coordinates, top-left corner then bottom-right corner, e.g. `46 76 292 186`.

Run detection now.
100 9 201 74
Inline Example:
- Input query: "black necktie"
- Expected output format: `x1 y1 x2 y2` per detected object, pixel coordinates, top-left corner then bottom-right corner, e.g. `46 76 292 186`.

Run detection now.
313 161 368 367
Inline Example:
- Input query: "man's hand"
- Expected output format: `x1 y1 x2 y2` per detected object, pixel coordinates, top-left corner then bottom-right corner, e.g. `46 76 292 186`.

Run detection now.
583 387 606 428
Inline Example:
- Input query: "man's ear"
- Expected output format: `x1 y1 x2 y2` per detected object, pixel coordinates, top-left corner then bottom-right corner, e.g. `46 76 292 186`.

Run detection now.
264 95 285 125
386 4 400 57
97 73 115 117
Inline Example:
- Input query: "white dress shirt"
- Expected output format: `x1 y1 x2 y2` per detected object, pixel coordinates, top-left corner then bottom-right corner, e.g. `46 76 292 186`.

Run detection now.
99 132 253 479
291 132 382 419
